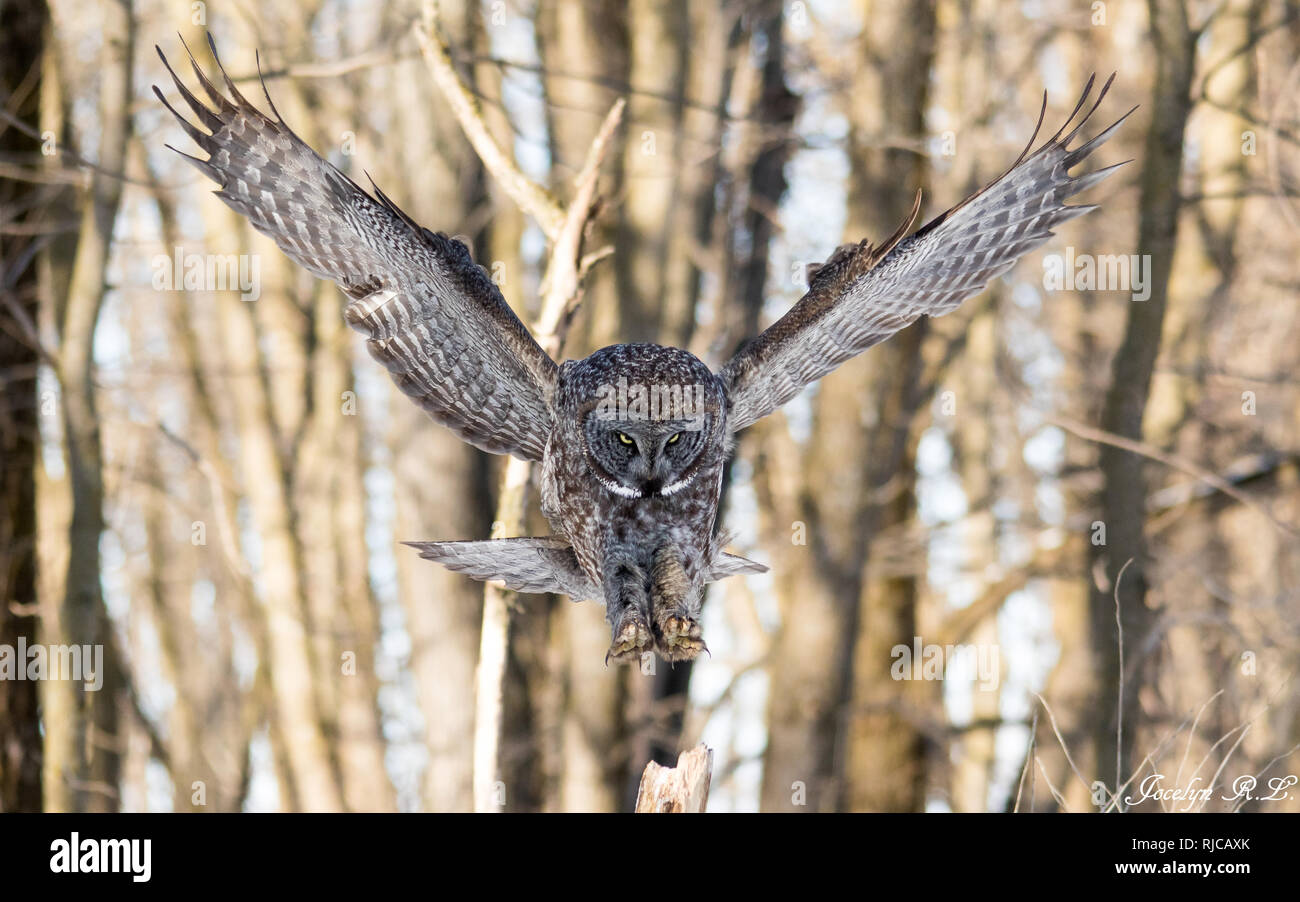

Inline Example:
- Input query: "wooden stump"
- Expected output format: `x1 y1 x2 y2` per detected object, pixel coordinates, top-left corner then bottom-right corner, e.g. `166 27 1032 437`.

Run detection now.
634 744 713 812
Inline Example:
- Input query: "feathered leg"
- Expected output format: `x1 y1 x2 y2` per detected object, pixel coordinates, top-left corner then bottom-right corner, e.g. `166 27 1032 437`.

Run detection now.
650 544 707 662
602 556 652 665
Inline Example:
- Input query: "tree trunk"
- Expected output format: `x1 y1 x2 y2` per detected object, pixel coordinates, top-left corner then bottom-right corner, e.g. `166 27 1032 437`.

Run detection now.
0 0 49 813
759 0 935 812
1088 0 1194 797
42 0 133 813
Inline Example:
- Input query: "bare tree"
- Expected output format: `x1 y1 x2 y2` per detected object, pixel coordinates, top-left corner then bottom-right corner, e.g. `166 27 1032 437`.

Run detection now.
1088 0 1196 795
0 0 50 814
41 0 134 813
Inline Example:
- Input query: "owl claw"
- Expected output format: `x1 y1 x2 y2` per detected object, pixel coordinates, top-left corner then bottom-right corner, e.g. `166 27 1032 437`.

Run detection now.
605 613 653 666
655 614 707 662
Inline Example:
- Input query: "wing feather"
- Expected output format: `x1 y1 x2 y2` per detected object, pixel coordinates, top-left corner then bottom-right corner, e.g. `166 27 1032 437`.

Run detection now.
721 74 1135 432
155 36 556 460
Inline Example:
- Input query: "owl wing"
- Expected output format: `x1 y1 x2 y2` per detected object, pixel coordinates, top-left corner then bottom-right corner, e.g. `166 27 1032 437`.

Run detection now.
154 38 557 460
720 75 1134 433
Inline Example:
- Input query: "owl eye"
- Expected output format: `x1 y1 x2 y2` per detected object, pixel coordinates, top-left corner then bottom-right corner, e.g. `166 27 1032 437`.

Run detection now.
617 432 634 446
667 433 681 444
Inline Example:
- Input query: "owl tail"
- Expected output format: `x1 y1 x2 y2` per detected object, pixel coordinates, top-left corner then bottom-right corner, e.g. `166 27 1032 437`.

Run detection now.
405 536 766 602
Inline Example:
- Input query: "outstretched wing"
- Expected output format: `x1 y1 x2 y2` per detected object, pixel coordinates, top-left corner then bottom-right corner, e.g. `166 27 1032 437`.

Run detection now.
154 37 557 460
720 74 1134 433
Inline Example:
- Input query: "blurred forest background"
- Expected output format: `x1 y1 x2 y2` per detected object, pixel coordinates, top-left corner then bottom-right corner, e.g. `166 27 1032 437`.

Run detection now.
1 0 1298 812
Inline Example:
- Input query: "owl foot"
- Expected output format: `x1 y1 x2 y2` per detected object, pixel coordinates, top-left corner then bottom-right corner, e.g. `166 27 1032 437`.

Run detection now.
655 614 708 663
605 612 653 666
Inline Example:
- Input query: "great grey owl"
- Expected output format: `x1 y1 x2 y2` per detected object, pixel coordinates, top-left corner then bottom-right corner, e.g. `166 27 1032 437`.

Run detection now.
156 37 1131 664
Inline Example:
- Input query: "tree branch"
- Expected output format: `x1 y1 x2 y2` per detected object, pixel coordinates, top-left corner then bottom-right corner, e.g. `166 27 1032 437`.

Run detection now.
1043 412 1298 539
415 1 566 241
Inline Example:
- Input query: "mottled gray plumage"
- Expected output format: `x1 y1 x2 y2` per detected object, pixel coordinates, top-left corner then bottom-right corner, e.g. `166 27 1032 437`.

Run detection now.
154 37 555 460
721 75 1134 431
157 38 1130 664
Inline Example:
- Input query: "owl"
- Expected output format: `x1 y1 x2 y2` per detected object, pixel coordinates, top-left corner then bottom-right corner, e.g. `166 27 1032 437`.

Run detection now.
156 37 1131 663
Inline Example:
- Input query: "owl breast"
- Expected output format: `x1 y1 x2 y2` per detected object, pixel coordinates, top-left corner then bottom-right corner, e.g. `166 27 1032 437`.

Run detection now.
540 343 729 591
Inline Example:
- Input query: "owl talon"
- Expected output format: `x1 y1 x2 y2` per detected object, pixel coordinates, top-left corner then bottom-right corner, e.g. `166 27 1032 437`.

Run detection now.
655 614 707 662
605 613 653 666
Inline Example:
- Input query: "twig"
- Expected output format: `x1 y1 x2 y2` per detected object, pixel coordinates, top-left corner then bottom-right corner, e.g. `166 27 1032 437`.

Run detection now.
1033 756 1069 810
0 290 59 371
1233 741 1300 813
414 1 566 241
1174 690 1225 796
238 48 420 82
1197 725 1252 812
0 107 149 186
1033 692 1094 806
535 96 626 348
1105 711 1193 812
1012 708 1039 812
1043 411 1298 539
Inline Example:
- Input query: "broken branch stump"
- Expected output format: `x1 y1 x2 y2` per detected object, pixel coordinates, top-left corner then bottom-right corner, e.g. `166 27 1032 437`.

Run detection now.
634 744 713 813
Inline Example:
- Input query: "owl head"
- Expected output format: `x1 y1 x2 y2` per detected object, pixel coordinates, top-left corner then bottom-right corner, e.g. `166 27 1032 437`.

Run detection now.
584 415 709 498
564 345 727 500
